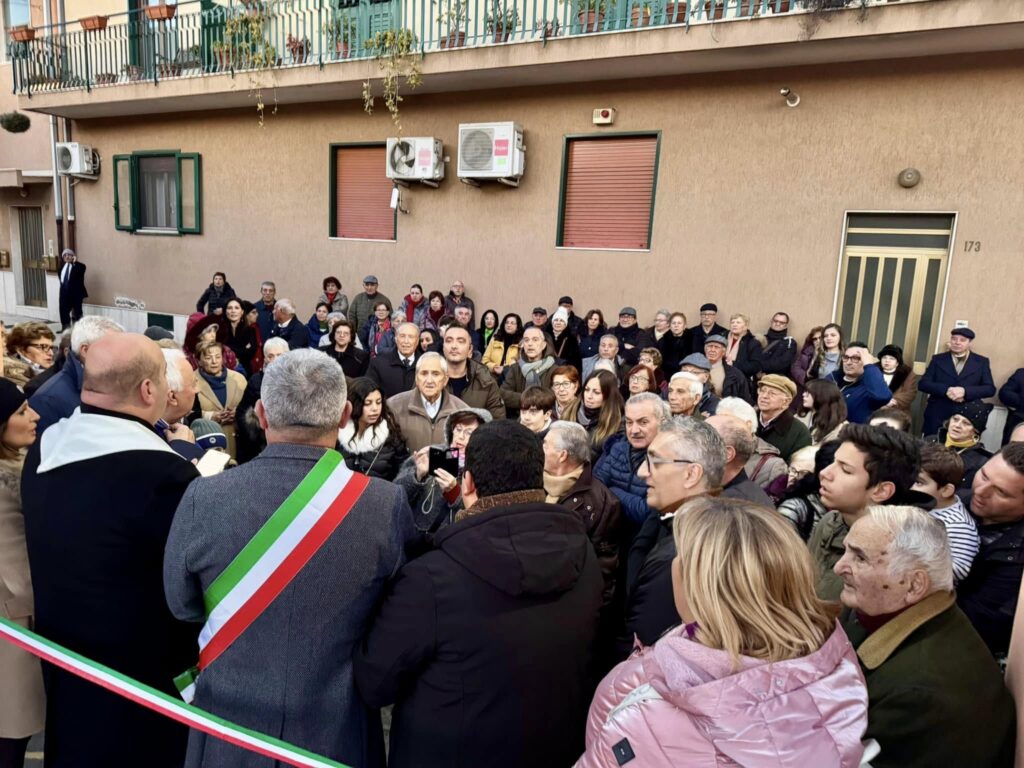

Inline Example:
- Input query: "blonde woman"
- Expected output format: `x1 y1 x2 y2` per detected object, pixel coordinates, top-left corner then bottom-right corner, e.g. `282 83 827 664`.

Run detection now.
0 379 44 767
577 497 868 767
724 312 762 380
194 340 246 459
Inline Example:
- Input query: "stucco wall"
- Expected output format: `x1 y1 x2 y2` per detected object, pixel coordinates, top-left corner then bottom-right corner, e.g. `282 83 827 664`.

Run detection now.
0 65 53 172
66 50 1024 382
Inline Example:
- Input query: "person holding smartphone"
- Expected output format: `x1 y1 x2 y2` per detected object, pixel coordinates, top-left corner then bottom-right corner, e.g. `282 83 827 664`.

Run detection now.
394 407 492 537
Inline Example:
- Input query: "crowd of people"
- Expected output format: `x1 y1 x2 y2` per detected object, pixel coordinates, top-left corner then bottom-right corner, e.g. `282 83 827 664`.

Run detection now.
0 269 1022 767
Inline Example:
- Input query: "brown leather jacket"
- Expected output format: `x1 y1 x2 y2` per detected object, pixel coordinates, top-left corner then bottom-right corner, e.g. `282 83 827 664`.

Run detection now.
556 462 621 608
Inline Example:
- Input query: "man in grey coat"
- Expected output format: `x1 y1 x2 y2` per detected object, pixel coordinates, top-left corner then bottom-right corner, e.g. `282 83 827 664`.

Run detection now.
164 349 414 768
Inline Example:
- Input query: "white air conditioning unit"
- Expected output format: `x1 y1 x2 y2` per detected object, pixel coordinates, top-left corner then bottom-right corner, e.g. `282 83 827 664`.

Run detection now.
56 142 97 176
386 137 444 182
457 122 525 183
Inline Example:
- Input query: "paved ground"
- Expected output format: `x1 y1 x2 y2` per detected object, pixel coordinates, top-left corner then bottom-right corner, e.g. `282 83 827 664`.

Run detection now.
24 732 42 766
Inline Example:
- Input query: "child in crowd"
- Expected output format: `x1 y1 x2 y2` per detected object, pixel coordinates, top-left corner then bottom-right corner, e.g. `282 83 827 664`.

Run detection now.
913 441 980 584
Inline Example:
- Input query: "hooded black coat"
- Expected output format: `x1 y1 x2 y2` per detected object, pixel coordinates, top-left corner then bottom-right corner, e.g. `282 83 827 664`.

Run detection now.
354 496 603 768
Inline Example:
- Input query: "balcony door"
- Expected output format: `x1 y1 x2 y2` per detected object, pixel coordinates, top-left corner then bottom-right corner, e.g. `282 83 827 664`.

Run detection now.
15 207 47 308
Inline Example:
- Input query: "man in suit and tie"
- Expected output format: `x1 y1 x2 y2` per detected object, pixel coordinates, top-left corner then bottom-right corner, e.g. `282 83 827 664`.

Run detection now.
919 327 995 436
57 248 87 332
367 322 420 398
164 348 414 768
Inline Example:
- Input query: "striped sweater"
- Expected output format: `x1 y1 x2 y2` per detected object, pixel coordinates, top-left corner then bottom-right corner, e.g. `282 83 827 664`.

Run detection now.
930 497 980 584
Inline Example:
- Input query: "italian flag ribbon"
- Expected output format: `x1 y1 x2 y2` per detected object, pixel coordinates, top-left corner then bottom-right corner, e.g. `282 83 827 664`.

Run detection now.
176 450 369 702
0 616 350 768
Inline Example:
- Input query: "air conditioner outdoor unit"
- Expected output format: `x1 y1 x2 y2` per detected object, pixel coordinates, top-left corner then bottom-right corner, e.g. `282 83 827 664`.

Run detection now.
56 142 97 176
386 137 444 182
457 122 525 183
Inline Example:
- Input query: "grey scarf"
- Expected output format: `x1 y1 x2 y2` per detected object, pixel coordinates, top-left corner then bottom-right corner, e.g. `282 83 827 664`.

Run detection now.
519 355 555 387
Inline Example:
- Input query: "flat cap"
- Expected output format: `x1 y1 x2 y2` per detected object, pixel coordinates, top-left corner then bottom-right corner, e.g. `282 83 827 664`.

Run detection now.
758 374 797 399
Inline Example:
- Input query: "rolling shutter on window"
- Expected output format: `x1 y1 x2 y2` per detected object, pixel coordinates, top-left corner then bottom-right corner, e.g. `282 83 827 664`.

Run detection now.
561 136 657 250
335 146 395 240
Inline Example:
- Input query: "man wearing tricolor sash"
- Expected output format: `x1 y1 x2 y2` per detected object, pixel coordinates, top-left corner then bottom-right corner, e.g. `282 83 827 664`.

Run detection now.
22 334 201 768
164 349 414 768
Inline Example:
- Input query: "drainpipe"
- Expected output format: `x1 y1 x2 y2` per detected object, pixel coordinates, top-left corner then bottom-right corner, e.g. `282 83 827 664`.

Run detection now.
57 0 75 252
44 0 65 259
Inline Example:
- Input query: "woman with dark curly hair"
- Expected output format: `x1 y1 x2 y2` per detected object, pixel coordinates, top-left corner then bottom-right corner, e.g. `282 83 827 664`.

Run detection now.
578 309 607 360
184 313 238 371
579 369 625 460
337 377 408 481
482 312 524 380
424 290 446 331
477 309 499 355
323 320 369 378
316 275 349 316
5 322 55 379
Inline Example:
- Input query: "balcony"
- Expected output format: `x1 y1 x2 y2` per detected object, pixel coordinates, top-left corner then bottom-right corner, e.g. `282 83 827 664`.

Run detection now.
7 0 1024 118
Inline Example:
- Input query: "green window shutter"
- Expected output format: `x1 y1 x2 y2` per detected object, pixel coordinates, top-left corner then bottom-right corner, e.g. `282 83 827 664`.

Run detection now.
176 153 202 234
113 154 135 231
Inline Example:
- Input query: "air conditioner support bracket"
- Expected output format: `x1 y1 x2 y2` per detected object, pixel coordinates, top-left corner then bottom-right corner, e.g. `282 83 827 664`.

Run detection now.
419 179 440 189
460 178 481 188
497 177 520 188
392 179 410 189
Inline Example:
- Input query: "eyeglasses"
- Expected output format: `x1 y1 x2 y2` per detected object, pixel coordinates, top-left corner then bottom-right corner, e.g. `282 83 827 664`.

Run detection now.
452 425 477 437
26 343 54 352
552 381 574 389
841 354 861 362
629 375 650 383
645 456 696 473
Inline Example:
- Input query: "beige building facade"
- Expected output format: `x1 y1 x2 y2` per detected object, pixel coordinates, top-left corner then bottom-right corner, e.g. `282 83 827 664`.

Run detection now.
3 0 1024 389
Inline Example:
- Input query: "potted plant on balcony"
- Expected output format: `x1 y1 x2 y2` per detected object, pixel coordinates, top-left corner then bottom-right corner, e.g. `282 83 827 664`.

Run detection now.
122 63 145 81
95 72 118 84
81 14 109 31
435 0 468 48
664 0 686 22
571 0 607 33
703 0 725 19
286 34 310 63
485 5 519 42
629 0 651 26
534 17 560 37
326 16 358 58
0 111 31 133
144 2 177 21
8 25 35 42
362 28 422 133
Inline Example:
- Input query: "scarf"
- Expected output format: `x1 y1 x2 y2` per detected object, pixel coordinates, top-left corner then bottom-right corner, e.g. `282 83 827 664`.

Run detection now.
456 489 545 522
483 327 495 348
428 306 445 326
16 352 45 375
373 319 391 352
820 350 841 379
403 294 423 322
200 367 228 407
544 466 584 503
578 404 599 429
325 291 337 306
946 434 979 451
726 334 742 364
519 355 555 387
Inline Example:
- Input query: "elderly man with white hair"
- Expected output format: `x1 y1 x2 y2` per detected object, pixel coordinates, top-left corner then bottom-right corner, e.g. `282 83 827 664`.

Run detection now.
269 298 309 349
235 336 290 463
165 349 414 768
837 506 1015 768
717 396 788 492
707 413 774 506
667 371 703 418
158 347 203 460
30 314 125 434
388 352 469 452
543 420 622 609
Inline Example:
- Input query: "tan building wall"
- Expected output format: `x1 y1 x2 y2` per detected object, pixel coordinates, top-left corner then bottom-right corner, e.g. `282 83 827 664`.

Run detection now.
0 65 53 172
66 50 1024 382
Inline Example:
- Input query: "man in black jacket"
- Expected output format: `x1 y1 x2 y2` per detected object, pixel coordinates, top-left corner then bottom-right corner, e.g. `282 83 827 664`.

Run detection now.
622 418 725 656
268 298 309 350
195 271 235 315
57 248 88 332
355 421 602 768
957 444 1024 658
761 311 798 376
610 306 649 367
22 333 200 768
688 302 727 355
367 322 420 398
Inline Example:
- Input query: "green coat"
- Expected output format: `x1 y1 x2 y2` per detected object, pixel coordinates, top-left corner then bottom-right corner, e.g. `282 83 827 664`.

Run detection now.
842 592 1015 768
808 510 848 600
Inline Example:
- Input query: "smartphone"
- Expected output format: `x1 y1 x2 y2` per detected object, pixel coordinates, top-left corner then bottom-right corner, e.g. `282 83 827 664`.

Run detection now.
428 446 460 477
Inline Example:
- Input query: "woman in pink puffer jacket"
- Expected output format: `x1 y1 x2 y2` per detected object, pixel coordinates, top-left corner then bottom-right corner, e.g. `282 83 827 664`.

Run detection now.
576 497 869 768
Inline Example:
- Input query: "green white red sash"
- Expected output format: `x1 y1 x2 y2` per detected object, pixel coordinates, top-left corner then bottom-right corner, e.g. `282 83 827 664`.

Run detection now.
0 616 349 768
176 450 369 703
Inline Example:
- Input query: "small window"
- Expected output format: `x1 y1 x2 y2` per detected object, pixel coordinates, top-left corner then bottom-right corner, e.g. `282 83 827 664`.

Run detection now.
112 151 202 234
557 134 660 250
330 144 395 241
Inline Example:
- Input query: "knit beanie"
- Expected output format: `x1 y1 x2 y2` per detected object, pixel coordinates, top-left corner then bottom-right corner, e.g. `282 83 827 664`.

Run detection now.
0 379 26 425
955 400 992 435
191 418 228 451
551 307 569 324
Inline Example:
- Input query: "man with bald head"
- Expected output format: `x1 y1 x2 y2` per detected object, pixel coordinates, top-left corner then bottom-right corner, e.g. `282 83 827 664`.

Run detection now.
707 413 774 506
22 333 201 768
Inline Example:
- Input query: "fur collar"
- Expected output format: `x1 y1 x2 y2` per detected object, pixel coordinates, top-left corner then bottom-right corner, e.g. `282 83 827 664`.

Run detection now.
0 457 24 504
339 420 390 454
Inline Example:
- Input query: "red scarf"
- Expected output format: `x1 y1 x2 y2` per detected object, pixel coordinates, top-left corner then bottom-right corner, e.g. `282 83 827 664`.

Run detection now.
404 294 422 322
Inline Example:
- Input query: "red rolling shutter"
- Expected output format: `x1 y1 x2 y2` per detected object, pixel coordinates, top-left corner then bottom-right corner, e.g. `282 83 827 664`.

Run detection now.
335 146 395 240
561 136 657 250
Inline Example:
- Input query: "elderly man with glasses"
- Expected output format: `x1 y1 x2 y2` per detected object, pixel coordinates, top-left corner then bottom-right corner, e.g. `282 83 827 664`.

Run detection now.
618 417 726 657
755 374 811 462
825 343 893 424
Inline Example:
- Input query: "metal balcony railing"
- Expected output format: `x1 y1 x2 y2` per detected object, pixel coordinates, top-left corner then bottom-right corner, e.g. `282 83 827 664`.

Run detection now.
4 0 900 96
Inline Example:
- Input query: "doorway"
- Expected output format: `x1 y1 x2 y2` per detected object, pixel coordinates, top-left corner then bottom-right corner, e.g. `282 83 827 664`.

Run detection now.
16 206 47 308
835 213 955 375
